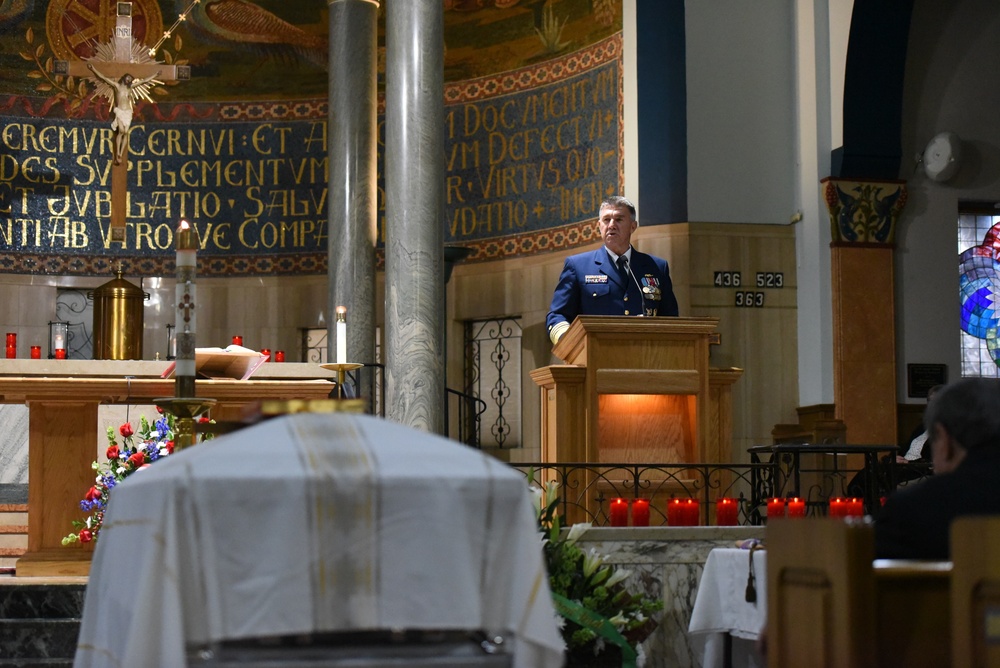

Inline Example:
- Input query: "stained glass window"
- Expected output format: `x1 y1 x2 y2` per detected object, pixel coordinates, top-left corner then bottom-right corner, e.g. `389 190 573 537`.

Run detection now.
959 210 1000 377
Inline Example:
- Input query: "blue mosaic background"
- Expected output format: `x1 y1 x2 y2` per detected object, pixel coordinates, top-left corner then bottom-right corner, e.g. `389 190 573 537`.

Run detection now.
0 54 619 276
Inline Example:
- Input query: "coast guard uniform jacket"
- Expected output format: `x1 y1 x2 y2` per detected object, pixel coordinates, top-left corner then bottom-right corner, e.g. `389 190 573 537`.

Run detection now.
546 247 679 339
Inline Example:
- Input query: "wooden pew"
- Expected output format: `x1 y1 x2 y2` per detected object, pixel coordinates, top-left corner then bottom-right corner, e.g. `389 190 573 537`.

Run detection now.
767 519 951 668
873 558 951 668
766 519 877 667
952 516 1000 667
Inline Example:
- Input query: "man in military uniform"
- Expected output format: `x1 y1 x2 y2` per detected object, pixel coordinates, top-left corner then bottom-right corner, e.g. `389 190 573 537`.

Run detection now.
546 195 679 344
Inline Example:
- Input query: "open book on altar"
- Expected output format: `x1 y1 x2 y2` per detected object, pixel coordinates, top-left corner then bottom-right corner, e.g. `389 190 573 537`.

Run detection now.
161 345 268 381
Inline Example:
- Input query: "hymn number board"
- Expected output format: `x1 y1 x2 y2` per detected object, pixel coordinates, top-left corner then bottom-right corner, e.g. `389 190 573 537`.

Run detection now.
713 271 784 308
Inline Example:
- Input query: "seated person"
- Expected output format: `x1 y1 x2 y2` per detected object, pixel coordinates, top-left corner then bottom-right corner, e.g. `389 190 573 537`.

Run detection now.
847 383 943 497
897 384 944 463
545 195 679 345
875 378 1000 559
884 384 943 489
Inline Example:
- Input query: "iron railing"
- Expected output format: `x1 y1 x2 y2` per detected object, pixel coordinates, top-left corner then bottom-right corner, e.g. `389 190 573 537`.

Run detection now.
338 362 485 448
465 318 522 449
446 387 487 449
509 461 778 526
509 459 934 527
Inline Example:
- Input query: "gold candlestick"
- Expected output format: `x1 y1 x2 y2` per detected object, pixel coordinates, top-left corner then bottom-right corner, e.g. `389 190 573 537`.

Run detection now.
155 397 217 450
320 362 363 400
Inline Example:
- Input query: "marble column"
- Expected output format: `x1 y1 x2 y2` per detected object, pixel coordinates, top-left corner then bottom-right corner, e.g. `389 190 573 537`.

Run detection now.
328 0 379 398
384 0 445 433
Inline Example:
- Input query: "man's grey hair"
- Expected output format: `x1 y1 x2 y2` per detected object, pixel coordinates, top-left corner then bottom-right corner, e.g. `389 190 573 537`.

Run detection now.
601 195 637 223
924 378 1000 451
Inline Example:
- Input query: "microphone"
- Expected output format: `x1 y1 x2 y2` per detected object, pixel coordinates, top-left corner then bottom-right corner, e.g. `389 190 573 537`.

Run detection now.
622 257 649 316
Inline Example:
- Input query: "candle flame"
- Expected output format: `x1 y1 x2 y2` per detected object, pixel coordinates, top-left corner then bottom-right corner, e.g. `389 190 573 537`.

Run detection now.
176 219 199 251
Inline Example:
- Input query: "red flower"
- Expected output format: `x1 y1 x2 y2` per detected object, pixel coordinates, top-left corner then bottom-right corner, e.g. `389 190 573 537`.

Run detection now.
199 415 211 423
128 452 145 468
156 405 164 414
79 529 93 543
166 440 175 454
119 423 134 438
85 486 101 502
106 445 120 461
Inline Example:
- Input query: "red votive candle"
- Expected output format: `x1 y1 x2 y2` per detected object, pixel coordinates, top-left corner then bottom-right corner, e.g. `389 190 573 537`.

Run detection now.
609 498 628 527
54 348 66 359
232 335 243 346
5 345 14 359
5 332 15 346
274 350 285 362
767 497 786 519
829 497 847 518
682 499 700 526
716 497 738 526
667 498 683 526
260 348 271 361
30 345 40 359
847 497 864 517
631 499 650 527
787 497 806 518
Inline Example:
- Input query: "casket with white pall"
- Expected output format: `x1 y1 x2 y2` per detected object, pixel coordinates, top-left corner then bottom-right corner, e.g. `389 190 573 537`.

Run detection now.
74 413 563 668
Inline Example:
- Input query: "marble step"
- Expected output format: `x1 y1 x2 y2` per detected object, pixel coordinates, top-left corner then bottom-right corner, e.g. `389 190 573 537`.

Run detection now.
0 619 79 661
0 503 28 568
0 584 85 619
0 583 84 665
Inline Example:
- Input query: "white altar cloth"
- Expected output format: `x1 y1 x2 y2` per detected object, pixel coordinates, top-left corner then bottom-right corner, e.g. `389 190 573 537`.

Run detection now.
688 547 767 668
74 413 563 668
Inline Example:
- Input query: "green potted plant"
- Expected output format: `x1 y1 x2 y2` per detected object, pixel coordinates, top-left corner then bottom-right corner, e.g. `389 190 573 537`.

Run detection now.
529 474 663 667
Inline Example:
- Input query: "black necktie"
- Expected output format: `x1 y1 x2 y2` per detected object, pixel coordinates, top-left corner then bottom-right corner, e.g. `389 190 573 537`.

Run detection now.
616 256 627 277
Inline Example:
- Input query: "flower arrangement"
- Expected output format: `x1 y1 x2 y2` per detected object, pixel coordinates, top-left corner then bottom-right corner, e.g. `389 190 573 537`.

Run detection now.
529 473 663 667
62 409 212 546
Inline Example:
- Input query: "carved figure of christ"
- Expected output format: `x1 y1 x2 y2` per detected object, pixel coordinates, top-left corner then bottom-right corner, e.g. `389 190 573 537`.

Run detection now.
59 1 189 242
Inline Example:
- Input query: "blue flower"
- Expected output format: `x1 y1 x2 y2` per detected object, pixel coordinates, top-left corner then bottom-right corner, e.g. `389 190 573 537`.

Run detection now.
79 499 105 512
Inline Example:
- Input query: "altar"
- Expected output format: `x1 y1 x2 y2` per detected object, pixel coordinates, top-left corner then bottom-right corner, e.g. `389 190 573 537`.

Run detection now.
0 359 340 577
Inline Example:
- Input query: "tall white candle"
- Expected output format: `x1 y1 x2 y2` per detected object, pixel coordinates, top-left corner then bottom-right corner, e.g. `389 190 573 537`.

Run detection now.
175 219 199 394
336 305 347 364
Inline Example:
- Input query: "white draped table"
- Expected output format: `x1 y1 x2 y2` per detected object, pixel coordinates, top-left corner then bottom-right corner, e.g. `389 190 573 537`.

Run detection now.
74 413 563 668
688 547 767 668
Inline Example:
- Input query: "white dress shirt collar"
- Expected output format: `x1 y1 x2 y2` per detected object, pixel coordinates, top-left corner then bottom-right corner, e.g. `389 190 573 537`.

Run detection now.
606 247 633 265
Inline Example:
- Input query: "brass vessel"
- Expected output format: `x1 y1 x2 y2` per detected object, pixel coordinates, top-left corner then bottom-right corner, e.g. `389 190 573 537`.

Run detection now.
90 269 148 360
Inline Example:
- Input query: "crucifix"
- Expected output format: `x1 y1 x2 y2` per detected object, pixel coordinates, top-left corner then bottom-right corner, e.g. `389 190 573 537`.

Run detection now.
54 1 190 242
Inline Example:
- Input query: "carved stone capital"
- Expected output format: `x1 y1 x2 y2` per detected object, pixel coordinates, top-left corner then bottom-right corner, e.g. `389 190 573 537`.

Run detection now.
821 177 908 244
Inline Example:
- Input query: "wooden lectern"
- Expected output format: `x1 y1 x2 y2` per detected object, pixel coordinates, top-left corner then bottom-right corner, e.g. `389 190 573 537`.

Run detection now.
530 316 741 466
